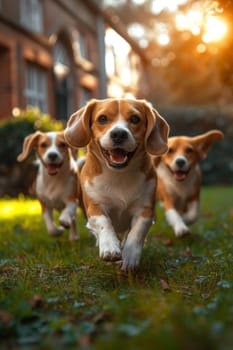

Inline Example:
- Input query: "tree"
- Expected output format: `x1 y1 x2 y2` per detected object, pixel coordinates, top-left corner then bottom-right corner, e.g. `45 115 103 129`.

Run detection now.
104 0 233 105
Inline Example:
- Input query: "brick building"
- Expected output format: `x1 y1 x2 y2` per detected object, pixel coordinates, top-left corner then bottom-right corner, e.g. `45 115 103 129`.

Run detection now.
0 0 148 121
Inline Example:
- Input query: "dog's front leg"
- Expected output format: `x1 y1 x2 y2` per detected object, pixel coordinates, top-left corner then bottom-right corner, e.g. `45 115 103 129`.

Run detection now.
59 202 79 241
87 215 121 262
159 191 190 237
182 200 199 225
121 215 153 271
165 209 190 237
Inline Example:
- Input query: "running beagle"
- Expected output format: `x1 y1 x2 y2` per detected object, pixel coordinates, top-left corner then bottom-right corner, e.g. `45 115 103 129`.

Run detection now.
17 131 79 241
153 130 224 237
64 98 169 271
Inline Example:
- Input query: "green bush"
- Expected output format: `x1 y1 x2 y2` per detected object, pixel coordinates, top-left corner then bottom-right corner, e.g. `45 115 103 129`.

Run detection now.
0 107 64 196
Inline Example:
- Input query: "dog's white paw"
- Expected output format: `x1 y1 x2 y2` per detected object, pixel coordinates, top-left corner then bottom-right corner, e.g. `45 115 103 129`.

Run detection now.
48 226 64 237
166 209 191 238
174 223 190 238
59 213 72 228
99 239 121 262
121 242 142 272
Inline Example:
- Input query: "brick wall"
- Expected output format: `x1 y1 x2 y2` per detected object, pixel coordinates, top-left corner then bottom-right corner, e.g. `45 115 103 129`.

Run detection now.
0 0 102 120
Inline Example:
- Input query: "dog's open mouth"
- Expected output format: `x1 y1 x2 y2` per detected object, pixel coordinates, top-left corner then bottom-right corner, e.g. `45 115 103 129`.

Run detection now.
47 163 62 176
173 170 189 181
100 146 136 168
166 165 189 181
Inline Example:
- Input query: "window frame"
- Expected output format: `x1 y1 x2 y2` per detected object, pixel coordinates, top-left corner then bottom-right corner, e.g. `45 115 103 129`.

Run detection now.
25 62 48 113
20 0 43 33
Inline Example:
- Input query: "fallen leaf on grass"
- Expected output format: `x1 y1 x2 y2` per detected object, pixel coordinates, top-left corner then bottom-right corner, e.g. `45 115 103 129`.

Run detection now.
183 247 192 257
18 252 25 263
0 310 12 325
160 279 171 291
91 310 112 324
29 295 44 309
78 334 91 347
163 239 174 247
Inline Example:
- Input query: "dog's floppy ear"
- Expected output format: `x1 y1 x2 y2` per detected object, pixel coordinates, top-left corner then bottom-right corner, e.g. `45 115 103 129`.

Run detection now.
143 102 170 155
64 100 97 148
17 131 42 162
192 130 224 160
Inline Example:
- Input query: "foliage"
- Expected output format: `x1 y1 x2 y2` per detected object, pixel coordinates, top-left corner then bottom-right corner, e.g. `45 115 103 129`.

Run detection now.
0 187 233 349
104 0 233 105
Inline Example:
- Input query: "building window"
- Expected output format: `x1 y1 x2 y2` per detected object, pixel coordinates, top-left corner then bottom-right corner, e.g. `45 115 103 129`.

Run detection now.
53 41 72 120
78 32 89 60
20 0 43 33
25 63 48 113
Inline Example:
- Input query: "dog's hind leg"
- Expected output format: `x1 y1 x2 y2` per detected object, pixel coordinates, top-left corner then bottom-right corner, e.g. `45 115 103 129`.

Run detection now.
59 202 79 241
42 207 64 237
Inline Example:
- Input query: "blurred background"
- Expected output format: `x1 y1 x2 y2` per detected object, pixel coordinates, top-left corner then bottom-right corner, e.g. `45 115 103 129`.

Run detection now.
0 0 232 195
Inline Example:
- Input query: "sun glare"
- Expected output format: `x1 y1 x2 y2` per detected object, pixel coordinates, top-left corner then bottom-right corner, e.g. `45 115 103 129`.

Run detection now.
157 33 170 46
203 16 227 43
175 8 228 45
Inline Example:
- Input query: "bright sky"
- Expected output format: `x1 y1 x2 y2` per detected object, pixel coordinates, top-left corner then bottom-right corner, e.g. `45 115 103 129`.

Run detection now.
104 0 228 47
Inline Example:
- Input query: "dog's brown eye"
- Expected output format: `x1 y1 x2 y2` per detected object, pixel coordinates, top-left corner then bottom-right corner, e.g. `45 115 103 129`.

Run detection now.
186 147 193 154
59 142 66 148
167 147 174 154
98 115 108 124
40 142 47 148
130 115 141 124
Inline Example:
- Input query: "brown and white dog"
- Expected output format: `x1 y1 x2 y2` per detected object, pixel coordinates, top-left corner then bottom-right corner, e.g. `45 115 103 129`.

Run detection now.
153 130 224 237
17 131 79 241
64 98 169 271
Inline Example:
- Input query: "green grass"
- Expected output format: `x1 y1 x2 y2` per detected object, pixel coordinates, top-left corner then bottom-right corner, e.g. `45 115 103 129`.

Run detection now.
0 187 233 349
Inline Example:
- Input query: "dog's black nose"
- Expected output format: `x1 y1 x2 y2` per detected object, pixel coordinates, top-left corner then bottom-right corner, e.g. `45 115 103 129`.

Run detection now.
48 152 58 161
175 157 186 168
110 128 128 144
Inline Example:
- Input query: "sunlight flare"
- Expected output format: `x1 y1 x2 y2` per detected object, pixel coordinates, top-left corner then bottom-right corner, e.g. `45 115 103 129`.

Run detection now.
203 16 227 43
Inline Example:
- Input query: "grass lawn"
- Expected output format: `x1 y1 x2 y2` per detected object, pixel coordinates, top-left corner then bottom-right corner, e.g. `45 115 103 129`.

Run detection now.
0 186 233 349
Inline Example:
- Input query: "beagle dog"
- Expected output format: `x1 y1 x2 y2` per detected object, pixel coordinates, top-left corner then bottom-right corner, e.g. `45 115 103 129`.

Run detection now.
153 130 224 237
64 98 169 271
17 131 79 241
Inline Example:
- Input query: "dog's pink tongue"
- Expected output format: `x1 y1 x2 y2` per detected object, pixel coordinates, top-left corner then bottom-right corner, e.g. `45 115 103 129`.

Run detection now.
109 149 127 164
174 171 187 181
47 164 59 175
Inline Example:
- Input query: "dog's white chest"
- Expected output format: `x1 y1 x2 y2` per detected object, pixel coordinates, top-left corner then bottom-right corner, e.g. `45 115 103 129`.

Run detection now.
84 169 155 233
36 172 73 210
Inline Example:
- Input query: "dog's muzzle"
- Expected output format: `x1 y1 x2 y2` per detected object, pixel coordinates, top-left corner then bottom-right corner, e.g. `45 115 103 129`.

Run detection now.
100 146 136 169
99 127 137 169
44 152 63 176
168 156 190 181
